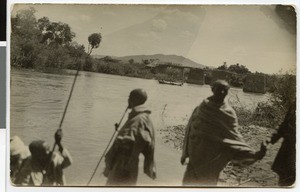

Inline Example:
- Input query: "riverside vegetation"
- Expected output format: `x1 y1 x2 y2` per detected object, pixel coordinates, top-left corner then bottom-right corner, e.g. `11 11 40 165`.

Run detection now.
11 8 295 89
12 7 296 186
159 72 295 186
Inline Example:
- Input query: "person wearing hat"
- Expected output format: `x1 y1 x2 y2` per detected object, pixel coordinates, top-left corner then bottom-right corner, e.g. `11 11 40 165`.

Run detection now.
181 80 267 186
10 136 31 183
13 129 73 186
104 88 156 186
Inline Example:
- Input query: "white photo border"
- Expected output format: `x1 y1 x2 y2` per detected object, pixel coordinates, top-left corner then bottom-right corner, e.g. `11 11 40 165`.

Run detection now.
5 0 300 192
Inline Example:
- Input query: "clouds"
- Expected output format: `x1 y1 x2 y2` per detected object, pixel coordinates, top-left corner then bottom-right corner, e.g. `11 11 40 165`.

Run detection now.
25 4 295 74
65 14 91 22
163 8 202 24
180 30 195 40
151 19 167 32
97 5 206 58
101 10 117 17
135 19 168 42
137 31 159 40
79 14 91 22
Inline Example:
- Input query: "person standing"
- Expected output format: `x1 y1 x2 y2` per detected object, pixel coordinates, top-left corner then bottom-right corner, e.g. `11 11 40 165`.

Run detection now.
181 80 267 186
266 101 296 186
104 88 156 186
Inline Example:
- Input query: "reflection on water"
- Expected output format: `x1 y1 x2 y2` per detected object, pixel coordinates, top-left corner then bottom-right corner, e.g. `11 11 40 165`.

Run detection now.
10 70 268 185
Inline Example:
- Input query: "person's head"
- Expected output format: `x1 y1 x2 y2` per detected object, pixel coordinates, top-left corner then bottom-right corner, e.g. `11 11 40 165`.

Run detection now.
211 80 230 103
10 136 30 173
29 140 51 167
128 89 148 108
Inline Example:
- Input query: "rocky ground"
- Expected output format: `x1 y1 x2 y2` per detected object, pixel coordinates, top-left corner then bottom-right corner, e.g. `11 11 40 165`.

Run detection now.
159 124 282 187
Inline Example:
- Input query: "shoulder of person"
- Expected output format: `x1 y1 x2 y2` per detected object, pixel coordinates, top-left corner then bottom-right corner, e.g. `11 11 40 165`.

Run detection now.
222 102 236 113
51 151 65 165
128 112 150 124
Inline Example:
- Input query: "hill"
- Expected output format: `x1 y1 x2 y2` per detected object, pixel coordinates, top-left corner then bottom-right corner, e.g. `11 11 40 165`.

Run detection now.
92 54 207 69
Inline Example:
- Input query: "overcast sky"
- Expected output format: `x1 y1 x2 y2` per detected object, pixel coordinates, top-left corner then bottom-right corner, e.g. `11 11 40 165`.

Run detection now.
12 4 296 74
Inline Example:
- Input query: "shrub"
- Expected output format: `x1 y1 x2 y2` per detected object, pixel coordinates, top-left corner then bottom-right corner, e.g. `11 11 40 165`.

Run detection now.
230 71 295 129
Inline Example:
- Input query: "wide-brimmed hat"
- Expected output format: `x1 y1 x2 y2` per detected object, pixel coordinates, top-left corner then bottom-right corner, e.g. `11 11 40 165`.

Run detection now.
10 136 30 158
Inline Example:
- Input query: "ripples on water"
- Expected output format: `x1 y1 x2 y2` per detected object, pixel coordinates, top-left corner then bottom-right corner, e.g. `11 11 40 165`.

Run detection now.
10 69 268 185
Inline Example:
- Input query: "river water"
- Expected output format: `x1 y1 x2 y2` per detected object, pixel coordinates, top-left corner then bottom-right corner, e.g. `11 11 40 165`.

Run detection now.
10 69 268 186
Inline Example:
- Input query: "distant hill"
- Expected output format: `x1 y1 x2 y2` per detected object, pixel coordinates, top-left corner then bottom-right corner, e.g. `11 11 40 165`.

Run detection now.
92 54 206 69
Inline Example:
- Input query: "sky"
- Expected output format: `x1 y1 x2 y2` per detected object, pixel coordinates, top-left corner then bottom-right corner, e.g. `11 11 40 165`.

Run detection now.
12 4 296 74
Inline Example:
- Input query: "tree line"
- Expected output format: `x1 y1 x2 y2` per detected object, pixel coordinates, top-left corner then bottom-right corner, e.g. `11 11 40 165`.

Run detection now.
11 7 295 116
11 8 154 78
11 8 85 70
9 7 271 87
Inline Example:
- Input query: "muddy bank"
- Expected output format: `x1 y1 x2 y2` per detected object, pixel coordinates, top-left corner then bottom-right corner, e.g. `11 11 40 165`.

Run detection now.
159 124 282 187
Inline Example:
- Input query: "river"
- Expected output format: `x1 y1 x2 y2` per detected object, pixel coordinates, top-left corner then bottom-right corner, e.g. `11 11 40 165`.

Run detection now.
10 69 268 186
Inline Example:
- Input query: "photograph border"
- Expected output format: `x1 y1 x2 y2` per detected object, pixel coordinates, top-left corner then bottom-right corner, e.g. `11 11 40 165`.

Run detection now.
6 0 300 192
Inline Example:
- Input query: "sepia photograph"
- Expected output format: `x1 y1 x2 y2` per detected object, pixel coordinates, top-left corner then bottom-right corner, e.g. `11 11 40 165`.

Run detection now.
9 3 296 188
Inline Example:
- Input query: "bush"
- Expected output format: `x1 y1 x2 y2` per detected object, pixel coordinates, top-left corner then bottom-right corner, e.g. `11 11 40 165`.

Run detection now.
155 67 183 82
230 71 295 129
255 72 295 128
94 59 154 79
252 101 284 128
229 95 284 128
268 72 296 111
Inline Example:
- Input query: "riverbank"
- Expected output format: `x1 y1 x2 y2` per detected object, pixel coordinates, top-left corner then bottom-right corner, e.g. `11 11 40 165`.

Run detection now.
10 69 274 186
90 123 281 187
159 124 281 187
11 66 77 76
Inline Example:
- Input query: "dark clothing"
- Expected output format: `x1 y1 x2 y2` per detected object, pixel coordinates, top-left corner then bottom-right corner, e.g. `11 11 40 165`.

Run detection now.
271 103 296 186
182 98 258 186
104 105 156 186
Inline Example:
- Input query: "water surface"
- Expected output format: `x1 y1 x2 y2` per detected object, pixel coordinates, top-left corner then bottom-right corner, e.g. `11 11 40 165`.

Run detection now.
10 70 267 185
